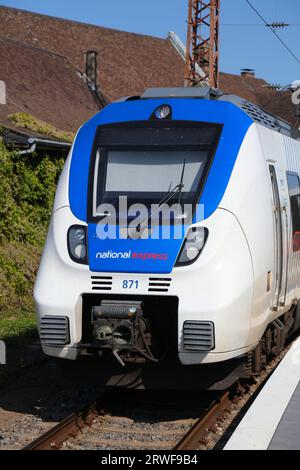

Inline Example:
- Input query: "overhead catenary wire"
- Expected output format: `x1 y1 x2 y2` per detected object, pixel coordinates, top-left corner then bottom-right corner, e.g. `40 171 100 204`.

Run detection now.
221 23 300 27
245 0 300 67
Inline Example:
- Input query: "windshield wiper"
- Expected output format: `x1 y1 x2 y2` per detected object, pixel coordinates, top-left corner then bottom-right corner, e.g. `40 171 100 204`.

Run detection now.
177 158 186 208
154 158 186 209
133 159 187 233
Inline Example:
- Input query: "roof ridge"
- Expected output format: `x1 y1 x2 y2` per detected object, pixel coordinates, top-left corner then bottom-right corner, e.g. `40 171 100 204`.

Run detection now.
0 5 168 42
0 35 68 62
220 71 267 83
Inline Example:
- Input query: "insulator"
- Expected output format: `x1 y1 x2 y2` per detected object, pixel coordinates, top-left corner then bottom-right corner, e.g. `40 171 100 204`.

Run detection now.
266 22 289 29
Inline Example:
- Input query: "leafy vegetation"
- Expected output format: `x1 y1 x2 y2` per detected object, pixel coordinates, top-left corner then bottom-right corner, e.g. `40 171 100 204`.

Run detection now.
0 142 64 245
0 309 37 343
0 142 64 341
9 112 75 143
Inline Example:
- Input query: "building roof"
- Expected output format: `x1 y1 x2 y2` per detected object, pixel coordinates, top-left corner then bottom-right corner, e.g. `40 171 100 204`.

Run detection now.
0 6 185 103
0 35 99 134
0 5 297 133
219 73 297 127
2 124 71 153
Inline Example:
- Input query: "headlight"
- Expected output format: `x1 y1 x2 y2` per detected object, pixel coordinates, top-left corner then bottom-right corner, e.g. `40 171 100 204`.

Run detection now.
175 227 208 266
154 105 172 119
67 225 88 264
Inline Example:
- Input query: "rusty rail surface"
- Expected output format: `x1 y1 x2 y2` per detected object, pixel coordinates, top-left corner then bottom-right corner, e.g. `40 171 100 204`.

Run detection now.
22 337 295 451
23 400 102 450
23 389 231 451
174 391 231 450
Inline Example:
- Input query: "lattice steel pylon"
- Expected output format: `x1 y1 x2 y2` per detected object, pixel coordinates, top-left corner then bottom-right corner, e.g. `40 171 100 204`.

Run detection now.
185 0 220 88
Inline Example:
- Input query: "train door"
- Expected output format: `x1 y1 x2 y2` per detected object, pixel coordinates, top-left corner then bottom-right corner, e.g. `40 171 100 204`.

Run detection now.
269 164 289 310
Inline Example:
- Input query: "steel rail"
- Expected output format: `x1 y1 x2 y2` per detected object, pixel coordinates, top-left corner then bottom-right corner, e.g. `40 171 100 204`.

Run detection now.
23 400 102 450
22 333 296 451
23 389 232 451
174 390 231 450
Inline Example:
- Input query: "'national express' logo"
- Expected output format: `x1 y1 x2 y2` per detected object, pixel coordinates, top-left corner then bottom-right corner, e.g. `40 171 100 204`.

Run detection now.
96 251 168 261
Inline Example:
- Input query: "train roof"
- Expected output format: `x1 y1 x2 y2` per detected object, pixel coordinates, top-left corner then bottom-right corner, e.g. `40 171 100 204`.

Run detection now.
118 87 300 141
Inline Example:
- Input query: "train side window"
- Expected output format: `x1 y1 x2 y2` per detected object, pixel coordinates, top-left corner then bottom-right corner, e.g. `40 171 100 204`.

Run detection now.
286 172 300 252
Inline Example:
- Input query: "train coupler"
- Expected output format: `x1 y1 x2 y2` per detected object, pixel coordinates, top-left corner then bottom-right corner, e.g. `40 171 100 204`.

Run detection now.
92 300 157 365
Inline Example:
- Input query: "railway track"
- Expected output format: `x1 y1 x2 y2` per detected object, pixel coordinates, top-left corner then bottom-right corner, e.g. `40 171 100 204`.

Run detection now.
23 337 294 451
23 389 232 451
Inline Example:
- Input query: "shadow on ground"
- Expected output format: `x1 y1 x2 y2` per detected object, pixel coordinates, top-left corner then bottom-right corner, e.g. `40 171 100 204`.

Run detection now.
0 338 224 425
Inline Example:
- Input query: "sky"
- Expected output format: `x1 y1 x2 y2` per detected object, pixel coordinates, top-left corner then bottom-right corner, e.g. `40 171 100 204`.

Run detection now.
1 0 300 86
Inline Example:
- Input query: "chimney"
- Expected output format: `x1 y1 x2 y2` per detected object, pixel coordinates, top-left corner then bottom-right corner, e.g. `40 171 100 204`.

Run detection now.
241 68 255 78
84 50 99 89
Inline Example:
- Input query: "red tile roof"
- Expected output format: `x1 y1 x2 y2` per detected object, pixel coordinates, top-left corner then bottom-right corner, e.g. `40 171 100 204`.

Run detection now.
0 36 99 133
219 72 297 126
0 6 185 102
0 5 297 132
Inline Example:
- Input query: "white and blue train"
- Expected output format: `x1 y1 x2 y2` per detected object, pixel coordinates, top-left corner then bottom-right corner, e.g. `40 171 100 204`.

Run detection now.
34 87 300 388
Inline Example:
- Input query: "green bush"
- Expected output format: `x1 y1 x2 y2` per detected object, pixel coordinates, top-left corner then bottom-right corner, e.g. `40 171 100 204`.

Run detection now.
0 243 41 312
0 142 64 338
0 142 64 245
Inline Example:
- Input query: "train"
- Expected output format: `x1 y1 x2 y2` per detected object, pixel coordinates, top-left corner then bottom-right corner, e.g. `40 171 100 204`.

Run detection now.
34 87 300 389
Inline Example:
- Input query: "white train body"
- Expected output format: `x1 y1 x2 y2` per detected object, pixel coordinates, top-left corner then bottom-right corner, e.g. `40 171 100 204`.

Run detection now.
34 88 300 381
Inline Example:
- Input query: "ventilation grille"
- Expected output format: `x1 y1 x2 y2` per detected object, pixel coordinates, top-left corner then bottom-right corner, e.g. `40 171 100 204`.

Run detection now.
148 277 171 292
91 276 113 291
242 101 277 129
183 321 215 351
40 316 70 346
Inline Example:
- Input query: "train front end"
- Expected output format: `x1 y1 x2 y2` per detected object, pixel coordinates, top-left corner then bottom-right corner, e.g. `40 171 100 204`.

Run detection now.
34 91 255 385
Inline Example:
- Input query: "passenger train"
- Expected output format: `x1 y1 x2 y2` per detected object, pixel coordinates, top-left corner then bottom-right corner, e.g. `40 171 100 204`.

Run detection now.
34 87 300 388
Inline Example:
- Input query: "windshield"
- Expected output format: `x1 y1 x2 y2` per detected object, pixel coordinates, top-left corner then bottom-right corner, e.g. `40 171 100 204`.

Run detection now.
90 123 221 219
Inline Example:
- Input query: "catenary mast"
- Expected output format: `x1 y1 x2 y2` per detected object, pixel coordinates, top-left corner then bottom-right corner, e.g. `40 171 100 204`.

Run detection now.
185 0 220 88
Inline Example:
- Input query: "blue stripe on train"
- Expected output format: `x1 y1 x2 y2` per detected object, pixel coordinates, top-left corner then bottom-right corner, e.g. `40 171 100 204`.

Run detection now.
88 224 187 274
69 98 252 273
